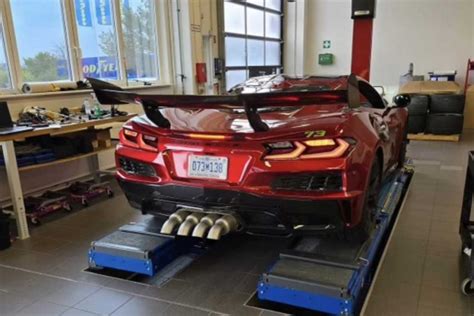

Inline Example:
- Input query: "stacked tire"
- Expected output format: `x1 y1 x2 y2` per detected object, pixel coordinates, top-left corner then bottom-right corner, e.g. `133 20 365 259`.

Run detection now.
407 95 429 134
425 95 465 135
407 94 465 135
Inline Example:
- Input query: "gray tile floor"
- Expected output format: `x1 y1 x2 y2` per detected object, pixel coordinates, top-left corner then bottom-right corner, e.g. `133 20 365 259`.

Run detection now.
365 131 474 316
1 133 474 315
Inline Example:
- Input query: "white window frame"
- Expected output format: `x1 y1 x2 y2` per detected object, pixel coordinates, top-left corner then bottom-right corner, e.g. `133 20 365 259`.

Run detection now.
222 0 283 91
0 0 172 94
1 0 25 93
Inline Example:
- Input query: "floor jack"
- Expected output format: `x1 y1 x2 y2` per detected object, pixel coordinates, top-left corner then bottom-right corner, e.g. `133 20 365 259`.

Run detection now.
88 167 412 315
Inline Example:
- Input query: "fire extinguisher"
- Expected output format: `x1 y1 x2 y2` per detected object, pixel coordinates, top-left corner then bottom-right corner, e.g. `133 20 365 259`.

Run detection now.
196 63 207 84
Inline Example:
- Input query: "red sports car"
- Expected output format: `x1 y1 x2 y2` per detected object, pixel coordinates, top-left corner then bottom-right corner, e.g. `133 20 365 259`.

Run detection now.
89 75 409 241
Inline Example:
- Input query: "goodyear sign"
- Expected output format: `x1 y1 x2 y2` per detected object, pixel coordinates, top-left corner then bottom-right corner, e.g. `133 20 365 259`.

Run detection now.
75 0 92 27
82 56 118 79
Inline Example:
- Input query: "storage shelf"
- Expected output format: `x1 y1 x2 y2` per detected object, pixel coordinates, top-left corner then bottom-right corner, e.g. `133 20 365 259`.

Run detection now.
17 144 116 172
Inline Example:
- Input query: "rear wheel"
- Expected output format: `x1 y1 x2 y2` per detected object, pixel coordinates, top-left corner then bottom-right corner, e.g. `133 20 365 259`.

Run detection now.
345 157 381 242
398 123 409 168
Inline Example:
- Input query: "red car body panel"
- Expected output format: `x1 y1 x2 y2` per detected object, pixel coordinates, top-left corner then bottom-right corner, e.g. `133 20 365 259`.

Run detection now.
91 75 408 236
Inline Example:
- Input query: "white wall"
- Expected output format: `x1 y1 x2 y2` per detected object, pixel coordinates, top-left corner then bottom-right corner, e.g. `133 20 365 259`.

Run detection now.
303 0 353 76
298 0 474 96
284 0 308 76
371 0 474 96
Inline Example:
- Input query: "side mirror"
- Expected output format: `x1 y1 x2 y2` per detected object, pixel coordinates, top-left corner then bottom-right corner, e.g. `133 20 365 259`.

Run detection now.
393 94 411 107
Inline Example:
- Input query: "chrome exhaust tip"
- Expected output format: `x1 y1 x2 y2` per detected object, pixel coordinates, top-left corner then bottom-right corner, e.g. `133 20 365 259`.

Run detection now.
160 210 191 235
177 213 205 236
207 214 239 240
192 214 220 238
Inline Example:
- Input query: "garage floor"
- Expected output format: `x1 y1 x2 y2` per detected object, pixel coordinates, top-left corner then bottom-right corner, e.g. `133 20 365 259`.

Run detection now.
1 133 474 315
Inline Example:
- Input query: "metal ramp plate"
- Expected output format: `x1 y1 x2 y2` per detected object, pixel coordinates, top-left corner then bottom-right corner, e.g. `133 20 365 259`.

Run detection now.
290 237 364 265
92 230 173 259
266 258 355 296
89 229 185 276
119 217 166 237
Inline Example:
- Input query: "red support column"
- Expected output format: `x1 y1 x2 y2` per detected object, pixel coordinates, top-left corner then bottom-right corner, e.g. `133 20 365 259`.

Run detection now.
351 19 374 81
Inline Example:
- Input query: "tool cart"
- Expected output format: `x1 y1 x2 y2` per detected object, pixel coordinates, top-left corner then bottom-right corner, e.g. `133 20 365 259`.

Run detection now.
460 151 474 295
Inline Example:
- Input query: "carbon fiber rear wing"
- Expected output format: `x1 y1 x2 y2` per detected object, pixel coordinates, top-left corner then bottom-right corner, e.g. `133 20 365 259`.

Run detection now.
88 76 361 132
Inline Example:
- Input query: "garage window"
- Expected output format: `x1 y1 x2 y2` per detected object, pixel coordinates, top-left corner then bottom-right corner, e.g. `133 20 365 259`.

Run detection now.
0 0 169 92
10 0 72 82
73 0 161 84
223 0 282 90
75 0 120 80
0 21 12 90
120 0 159 81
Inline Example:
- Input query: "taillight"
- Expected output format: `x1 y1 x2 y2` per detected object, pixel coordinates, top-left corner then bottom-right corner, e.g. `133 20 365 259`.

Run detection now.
120 128 158 152
264 141 305 160
264 138 351 160
138 134 158 152
123 129 138 142
300 139 349 159
120 129 139 148
265 141 295 155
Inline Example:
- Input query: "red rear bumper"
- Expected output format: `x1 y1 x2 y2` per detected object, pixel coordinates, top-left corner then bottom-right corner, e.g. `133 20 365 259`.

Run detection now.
115 142 367 229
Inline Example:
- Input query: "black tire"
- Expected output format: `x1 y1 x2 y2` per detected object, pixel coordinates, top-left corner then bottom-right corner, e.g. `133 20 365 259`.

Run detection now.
398 122 409 168
29 217 41 226
425 114 463 135
430 94 465 114
107 190 114 198
461 278 474 296
407 115 426 134
82 200 89 207
63 203 72 212
345 157 381 242
407 95 429 115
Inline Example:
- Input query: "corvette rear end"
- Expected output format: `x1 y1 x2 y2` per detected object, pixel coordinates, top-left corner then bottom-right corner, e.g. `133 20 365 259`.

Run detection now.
89 75 408 240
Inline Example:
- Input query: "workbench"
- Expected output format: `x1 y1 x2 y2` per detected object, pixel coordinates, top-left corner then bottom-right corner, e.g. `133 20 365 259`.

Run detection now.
0 114 135 239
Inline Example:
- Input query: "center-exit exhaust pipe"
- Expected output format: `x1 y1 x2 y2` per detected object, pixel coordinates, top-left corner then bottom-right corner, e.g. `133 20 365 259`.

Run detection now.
207 214 239 240
192 214 220 238
160 209 191 235
177 213 204 236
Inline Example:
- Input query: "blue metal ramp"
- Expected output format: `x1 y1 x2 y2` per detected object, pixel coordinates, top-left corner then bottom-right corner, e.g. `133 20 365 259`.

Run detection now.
257 168 413 315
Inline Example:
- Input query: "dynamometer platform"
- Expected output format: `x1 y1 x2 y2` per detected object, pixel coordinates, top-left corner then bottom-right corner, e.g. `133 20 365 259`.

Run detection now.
87 167 412 315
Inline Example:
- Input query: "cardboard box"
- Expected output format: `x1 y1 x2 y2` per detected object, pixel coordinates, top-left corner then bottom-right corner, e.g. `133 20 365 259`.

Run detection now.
399 81 462 95
464 86 474 129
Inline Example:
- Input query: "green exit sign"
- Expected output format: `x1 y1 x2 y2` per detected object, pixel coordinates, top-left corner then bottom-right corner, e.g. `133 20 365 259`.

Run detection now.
318 53 334 65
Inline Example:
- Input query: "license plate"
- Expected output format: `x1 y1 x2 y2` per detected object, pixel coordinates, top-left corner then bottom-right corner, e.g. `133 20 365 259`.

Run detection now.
187 155 228 180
